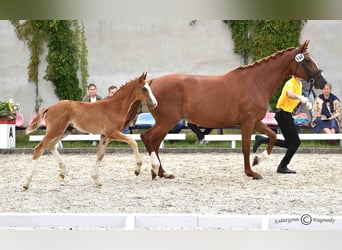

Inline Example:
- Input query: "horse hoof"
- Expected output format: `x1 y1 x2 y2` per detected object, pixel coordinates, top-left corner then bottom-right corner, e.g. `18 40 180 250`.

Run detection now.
253 175 263 180
134 170 140 176
22 185 29 191
151 170 157 180
252 156 259 166
164 174 175 179
96 184 102 188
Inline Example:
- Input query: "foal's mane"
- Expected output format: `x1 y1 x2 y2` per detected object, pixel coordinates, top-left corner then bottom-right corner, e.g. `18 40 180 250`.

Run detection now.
237 46 296 70
115 75 145 129
118 76 140 91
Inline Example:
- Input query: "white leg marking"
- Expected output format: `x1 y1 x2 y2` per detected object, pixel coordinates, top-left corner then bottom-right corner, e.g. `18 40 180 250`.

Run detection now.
150 151 160 175
91 161 102 187
253 150 270 167
23 159 38 190
50 148 67 179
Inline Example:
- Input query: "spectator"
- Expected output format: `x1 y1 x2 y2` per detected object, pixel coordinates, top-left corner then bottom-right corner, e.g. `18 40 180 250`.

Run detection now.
83 83 102 102
104 85 118 100
311 83 341 134
169 120 186 134
187 122 213 144
83 83 103 145
168 120 212 144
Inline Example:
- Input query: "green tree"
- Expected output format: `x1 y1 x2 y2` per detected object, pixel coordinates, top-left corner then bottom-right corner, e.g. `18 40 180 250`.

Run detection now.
41 20 82 101
11 20 45 112
11 20 88 112
224 20 306 109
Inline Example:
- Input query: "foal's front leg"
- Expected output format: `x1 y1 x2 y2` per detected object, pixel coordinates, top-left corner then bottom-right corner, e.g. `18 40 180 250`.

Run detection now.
111 131 142 176
49 143 67 181
92 135 110 187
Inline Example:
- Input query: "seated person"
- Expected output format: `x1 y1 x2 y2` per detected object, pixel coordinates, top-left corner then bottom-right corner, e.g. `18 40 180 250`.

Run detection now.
311 83 341 134
187 122 213 144
168 120 212 145
169 120 186 134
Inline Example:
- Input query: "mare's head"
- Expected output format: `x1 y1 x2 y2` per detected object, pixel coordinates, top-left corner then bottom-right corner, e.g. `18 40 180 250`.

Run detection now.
134 72 158 109
292 40 327 89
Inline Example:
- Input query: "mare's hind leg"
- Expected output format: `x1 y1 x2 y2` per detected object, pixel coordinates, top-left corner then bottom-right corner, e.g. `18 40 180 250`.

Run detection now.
140 126 174 179
240 124 263 180
252 121 277 166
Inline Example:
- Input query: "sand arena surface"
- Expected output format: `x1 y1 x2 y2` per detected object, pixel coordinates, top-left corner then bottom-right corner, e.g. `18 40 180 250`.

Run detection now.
1 152 341 216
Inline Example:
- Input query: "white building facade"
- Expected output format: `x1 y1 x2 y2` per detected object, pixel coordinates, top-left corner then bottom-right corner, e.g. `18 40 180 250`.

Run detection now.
0 20 341 125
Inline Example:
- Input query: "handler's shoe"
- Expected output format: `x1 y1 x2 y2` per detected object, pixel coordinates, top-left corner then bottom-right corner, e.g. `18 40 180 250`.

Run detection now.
277 166 296 174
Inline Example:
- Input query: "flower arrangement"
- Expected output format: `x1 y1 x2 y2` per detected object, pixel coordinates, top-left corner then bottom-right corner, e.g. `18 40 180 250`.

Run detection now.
0 99 20 120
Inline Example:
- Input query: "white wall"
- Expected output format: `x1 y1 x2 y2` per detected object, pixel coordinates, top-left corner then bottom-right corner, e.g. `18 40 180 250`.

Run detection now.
1 20 341 125
301 20 342 99
84 20 239 94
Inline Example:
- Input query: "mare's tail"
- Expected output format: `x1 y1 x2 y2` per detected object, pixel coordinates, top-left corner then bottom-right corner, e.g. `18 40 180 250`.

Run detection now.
25 107 48 135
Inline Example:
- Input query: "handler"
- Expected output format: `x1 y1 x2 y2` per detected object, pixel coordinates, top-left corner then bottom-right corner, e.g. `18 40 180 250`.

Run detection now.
253 75 312 174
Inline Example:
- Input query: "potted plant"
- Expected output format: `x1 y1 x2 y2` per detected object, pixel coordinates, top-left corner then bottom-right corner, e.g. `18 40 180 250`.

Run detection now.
0 99 19 121
0 99 19 148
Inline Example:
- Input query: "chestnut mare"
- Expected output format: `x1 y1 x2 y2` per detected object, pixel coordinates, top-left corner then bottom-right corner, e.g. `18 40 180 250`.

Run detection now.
24 72 157 190
140 40 327 180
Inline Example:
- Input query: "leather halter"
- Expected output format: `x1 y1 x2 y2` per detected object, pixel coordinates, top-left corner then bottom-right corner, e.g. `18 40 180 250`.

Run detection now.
294 48 324 96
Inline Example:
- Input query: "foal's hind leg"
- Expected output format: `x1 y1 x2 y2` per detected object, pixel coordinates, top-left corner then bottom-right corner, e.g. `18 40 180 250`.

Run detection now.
23 127 72 190
23 138 52 190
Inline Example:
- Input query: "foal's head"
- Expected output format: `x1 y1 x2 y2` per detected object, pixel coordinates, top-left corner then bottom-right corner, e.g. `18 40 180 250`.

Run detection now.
135 72 158 109
292 40 327 90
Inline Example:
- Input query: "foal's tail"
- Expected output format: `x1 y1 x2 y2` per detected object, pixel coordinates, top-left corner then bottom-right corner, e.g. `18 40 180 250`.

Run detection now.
25 107 48 135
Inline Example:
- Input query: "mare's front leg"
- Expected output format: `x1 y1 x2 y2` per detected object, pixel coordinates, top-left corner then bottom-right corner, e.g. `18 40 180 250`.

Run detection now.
140 126 175 179
91 135 110 187
240 126 263 180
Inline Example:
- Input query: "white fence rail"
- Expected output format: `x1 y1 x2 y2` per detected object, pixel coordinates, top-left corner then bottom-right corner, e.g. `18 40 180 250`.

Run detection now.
205 133 342 148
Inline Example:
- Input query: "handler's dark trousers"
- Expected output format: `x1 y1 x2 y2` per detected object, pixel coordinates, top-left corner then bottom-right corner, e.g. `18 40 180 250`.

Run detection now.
274 109 301 167
255 109 301 167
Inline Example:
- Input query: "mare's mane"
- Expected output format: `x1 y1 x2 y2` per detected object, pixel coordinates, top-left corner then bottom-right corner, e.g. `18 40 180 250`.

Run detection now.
236 46 296 71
